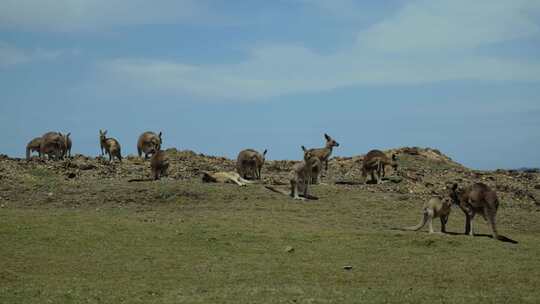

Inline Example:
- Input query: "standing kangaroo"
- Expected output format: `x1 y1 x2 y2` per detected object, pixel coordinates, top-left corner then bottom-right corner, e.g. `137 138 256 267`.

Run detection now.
39 132 64 160
236 149 267 180
361 150 398 184
137 131 162 159
62 132 72 158
99 130 122 162
303 133 339 183
290 147 322 200
449 183 502 241
403 197 452 234
150 149 169 180
26 137 42 159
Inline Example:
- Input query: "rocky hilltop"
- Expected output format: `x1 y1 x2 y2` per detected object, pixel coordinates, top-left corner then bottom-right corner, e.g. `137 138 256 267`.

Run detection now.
0 147 539 207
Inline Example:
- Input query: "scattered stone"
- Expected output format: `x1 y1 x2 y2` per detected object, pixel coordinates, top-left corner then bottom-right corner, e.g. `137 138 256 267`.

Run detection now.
285 246 294 253
343 265 353 270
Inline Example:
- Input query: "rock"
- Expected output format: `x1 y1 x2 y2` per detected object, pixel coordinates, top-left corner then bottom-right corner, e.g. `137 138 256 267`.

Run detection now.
284 246 294 253
343 265 353 270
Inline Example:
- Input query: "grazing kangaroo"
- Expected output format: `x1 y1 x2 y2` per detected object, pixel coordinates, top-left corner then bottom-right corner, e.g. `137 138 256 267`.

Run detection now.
137 131 162 159
236 149 267 180
303 134 339 183
39 132 64 160
361 150 398 184
202 171 253 186
26 137 42 159
150 149 169 180
290 147 322 200
403 197 452 234
449 183 502 240
99 130 122 162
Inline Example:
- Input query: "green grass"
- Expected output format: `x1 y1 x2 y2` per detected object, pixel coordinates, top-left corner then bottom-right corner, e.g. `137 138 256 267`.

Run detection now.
1 180 539 303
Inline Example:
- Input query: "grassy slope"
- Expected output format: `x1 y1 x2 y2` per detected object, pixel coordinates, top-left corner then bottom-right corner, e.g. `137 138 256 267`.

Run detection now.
1 175 539 304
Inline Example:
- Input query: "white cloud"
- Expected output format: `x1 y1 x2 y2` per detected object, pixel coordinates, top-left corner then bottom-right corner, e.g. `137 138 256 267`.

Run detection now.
0 42 67 67
357 0 540 52
0 0 221 31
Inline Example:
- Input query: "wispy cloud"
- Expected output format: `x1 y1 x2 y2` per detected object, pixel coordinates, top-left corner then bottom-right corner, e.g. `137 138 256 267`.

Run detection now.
0 42 69 68
0 0 223 31
97 0 540 101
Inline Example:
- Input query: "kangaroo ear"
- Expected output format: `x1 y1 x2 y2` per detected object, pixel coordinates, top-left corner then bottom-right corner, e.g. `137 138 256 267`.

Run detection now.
104 130 107 135
301 146 307 152
263 149 267 156
324 133 330 141
67 132 71 137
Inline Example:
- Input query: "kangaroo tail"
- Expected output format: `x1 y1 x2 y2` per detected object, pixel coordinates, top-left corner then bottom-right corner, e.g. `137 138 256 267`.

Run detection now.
403 212 429 231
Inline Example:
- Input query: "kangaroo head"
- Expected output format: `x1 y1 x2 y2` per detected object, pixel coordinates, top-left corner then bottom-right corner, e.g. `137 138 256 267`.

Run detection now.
301 146 316 162
99 130 107 141
324 133 339 148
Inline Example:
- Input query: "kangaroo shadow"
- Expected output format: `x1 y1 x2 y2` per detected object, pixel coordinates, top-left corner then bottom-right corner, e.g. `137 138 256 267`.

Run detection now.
443 231 518 244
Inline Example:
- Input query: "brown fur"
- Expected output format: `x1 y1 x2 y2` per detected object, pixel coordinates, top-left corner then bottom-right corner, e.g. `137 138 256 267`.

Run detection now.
26 137 42 159
236 149 267 180
150 150 169 180
449 183 500 240
290 147 322 200
362 149 398 184
137 131 162 159
39 132 64 160
404 197 452 233
99 130 122 162
303 134 339 183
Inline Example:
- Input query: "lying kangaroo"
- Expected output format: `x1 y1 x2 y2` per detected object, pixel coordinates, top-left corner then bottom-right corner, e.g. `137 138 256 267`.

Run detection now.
236 149 267 180
99 130 122 162
290 147 322 200
202 171 253 186
150 149 169 180
40 132 65 160
26 137 42 159
137 131 162 159
362 150 398 184
303 134 339 183
403 197 452 234
449 183 501 240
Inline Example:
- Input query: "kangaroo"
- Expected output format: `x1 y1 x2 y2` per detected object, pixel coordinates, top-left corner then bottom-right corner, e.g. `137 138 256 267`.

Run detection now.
449 183 502 240
39 132 64 160
236 149 267 180
202 171 253 186
303 134 339 183
290 147 322 200
99 130 122 162
403 197 452 234
361 150 398 184
150 149 169 180
26 137 42 159
62 132 72 158
137 131 162 159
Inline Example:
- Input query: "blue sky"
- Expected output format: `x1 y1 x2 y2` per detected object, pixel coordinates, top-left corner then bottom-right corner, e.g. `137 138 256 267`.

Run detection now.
0 0 539 169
